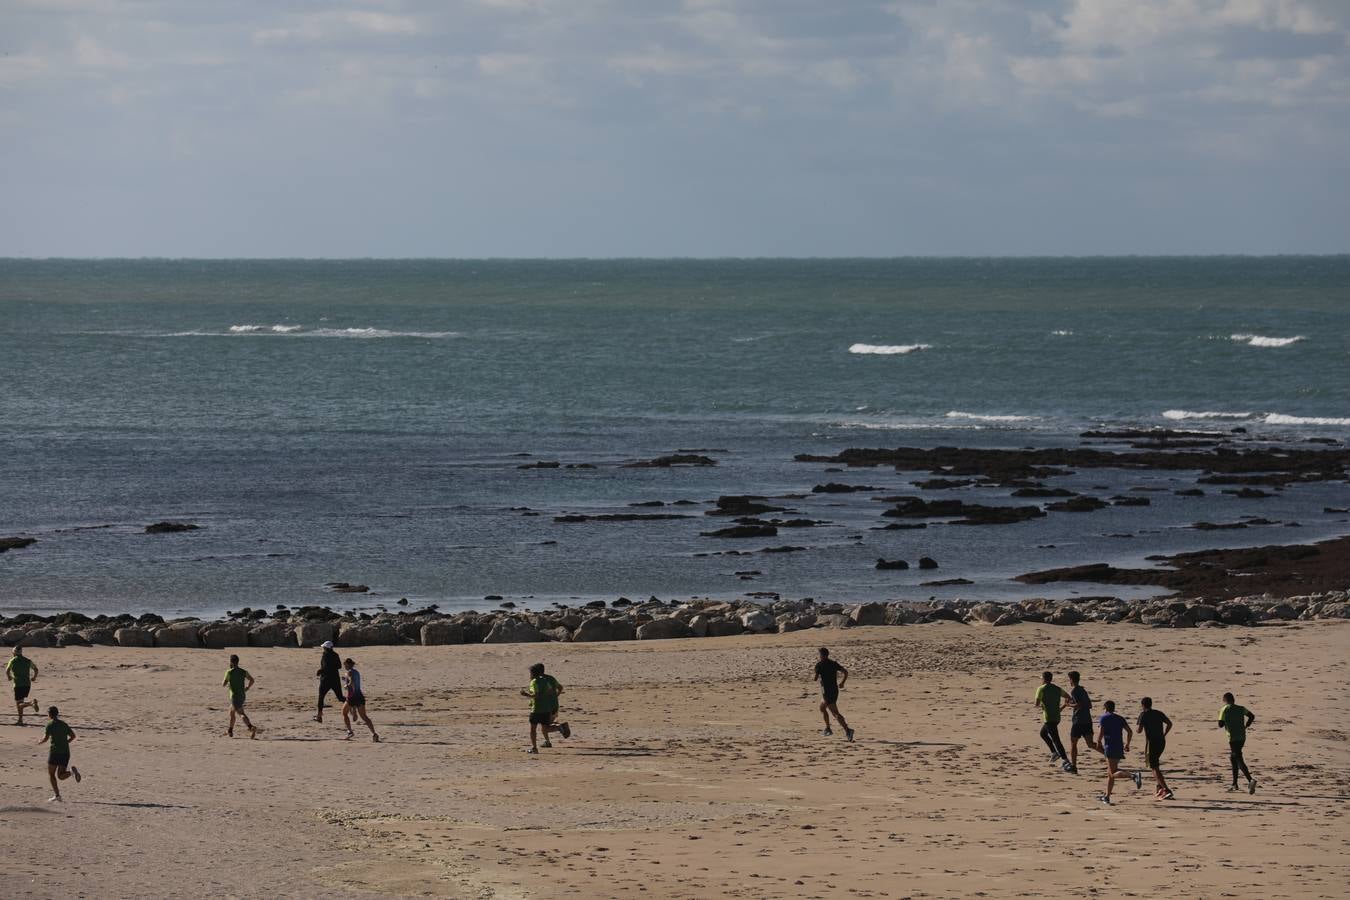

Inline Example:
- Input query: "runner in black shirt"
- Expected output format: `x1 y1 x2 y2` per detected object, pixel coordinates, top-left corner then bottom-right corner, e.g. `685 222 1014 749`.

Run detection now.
1137 697 1174 799
1065 671 1096 775
814 648 854 742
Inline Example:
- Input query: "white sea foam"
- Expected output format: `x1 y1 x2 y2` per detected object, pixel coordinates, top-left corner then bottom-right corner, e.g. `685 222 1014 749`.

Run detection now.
1230 333 1304 348
1051 329 1073 336
303 327 458 339
848 343 931 355
1162 409 1254 421
116 326 460 339
1262 413 1350 426
945 411 1039 423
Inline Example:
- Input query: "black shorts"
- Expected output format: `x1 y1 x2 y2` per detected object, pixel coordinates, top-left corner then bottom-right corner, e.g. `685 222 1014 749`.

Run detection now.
347 692 366 707
14 684 31 703
1104 745 1125 762
822 688 839 705
529 711 555 726
48 752 70 768
231 696 246 711
1146 741 1165 769
1071 720 1093 741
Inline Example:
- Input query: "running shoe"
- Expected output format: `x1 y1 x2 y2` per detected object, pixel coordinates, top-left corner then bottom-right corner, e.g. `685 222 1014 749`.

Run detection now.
541 740 552 748
845 728 855 743
1162 789 1175 800
559 722 571 739
372 733 380 743
526 747 538 754
1098 794 1111 805
71 767 81 784
48 795 62 803
1132 771 1143 790
823 728 833 736
1248 778 1257 795
345 730 354 741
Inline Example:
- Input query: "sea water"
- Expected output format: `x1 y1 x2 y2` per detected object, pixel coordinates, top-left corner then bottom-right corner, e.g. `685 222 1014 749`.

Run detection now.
2 258 1348 617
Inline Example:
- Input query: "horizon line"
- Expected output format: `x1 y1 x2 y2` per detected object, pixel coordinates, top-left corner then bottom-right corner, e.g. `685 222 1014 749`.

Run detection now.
2 253 1349 262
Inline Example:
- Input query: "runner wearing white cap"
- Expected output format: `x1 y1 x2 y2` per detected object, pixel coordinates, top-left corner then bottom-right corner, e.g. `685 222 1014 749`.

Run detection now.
315 640 345 723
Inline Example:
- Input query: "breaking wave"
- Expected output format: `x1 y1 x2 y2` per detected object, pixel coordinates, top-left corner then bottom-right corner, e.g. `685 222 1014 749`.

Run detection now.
848 343 931 355
1230 333 1304 348
945 411 1039 423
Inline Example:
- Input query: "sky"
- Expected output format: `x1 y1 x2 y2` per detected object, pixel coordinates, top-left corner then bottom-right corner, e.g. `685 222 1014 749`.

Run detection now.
1 0 1348 257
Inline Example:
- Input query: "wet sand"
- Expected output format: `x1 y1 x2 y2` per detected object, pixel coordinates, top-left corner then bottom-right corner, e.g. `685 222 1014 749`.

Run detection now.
2 622 1347 899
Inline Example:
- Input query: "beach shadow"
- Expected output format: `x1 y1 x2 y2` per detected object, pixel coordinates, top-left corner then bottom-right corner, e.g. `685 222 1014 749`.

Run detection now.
1175 798 1302 811
563 746 664 757
0 805 61 815
82 800 193 810
871 740 966 751
265 736 451 746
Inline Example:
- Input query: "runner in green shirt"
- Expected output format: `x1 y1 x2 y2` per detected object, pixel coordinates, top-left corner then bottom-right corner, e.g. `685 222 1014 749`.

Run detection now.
222 654 258 739
38 705 81 802
6 646 41 725
1034 672 1069 769
1218 691 1256 794
520 662 571 753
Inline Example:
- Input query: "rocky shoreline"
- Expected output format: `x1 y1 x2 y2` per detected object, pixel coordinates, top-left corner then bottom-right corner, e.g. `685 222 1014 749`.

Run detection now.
3 588 1347 650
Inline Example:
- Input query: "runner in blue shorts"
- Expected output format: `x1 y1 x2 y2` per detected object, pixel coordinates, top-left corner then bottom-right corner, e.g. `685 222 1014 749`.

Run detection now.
1094 700 1142 804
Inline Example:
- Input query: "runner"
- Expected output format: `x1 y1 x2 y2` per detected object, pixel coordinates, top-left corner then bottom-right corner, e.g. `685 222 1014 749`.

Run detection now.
1218 691 1257 794
6 646 40 726
222 654 258 739
814 647 855 742
1065 671 1096 774
1136 697 1174 799
38 705 81 802
1094 700 1142 804
1033 671 1069 769
520 662 570 754
341 657 379 743
314 640 345 723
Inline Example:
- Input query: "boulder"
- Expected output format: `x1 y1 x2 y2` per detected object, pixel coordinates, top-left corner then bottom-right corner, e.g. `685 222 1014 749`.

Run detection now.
200 623 249 649
20 628 55 648
687 614 713 637
114 626 155 647
1046 606 1084 626
79 627 117 646
922 608 963 623
1267 602 1299 621
993 612 1022 626
636 618 694 640
875 558 909 570
817 613 853 628
339 622 400 646
420 620 467 645
884 606 917 626
56 631 90 647
541 626 572 642
482 618 545 644
247 621 293 647
848 602 886 627
154 623 202 648
739 609 777 632
918 557 939 570
1188 604 1220 623
295 621 337 648
965 603 1004 625
1316 601 1350 619
707 619 745 637
1219 603 1254 626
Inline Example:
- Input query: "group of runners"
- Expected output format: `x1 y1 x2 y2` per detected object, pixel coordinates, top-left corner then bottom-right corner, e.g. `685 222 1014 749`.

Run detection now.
8 642 1261 806
1033 669 1258 804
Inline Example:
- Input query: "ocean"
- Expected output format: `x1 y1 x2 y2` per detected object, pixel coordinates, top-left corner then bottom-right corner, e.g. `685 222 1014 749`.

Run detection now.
2 257 1348 619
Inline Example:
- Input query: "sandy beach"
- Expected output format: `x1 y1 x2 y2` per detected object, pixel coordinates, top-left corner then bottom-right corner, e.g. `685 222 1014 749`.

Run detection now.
2 621 1347 899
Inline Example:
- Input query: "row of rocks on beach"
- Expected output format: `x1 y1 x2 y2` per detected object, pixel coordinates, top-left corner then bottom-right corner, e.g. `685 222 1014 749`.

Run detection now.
3 591 1348 650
